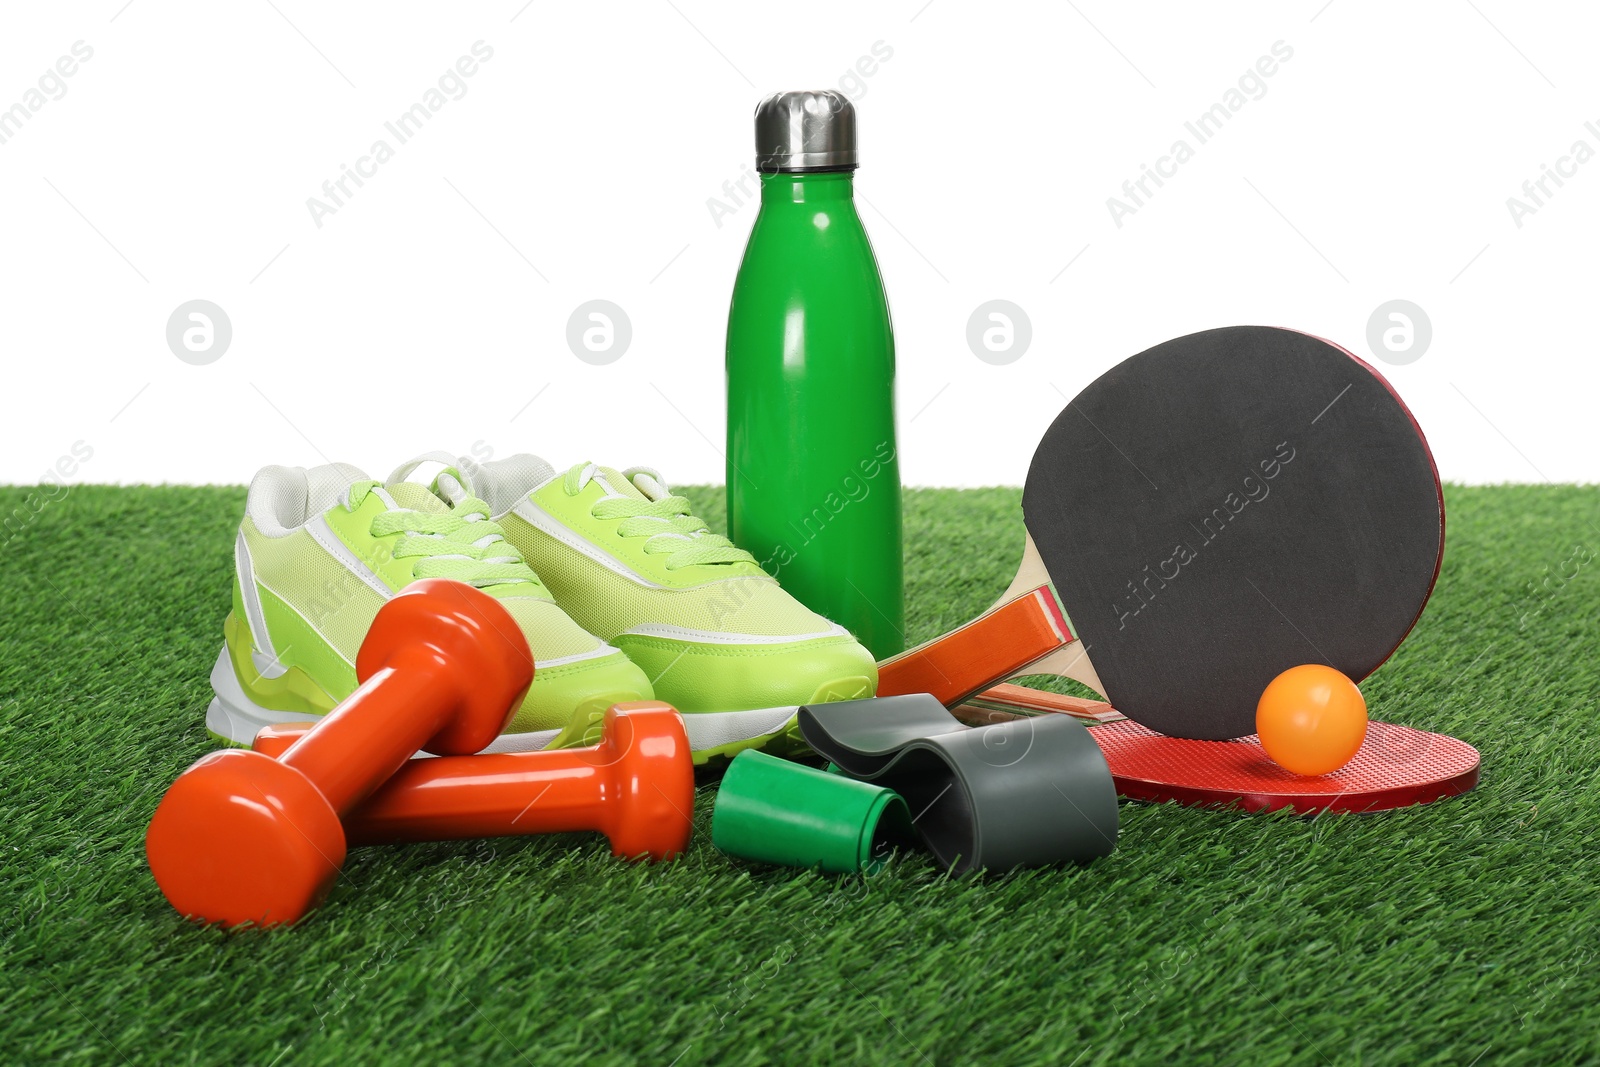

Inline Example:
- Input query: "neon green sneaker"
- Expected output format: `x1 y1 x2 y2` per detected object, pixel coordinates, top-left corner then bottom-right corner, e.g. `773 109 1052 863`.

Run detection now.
408 454 878 763
207 462 653 752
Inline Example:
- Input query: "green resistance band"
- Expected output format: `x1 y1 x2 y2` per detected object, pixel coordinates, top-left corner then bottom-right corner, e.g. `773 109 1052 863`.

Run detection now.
799 693 1119 874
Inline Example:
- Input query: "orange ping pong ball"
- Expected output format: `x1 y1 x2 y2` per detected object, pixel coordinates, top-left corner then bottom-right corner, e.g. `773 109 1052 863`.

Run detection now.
1256 665 1369 776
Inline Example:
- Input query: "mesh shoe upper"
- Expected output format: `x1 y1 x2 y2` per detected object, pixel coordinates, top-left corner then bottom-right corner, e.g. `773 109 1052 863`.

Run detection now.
227 461 650 738
441 454 878 713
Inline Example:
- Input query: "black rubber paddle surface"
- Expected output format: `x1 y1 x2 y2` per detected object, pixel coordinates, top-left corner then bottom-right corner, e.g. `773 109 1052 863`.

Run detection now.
1026 326 1443 740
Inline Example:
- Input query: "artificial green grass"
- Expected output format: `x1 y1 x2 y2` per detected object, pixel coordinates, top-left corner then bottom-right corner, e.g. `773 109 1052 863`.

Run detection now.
3 483 1598 1065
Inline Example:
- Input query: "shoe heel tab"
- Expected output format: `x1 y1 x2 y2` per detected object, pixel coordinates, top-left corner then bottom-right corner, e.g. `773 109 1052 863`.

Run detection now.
247 463 368 534
385 450 461 489
457 454 558 518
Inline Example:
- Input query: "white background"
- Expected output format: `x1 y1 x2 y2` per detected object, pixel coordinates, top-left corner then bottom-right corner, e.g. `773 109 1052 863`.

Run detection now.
1 1 1594 488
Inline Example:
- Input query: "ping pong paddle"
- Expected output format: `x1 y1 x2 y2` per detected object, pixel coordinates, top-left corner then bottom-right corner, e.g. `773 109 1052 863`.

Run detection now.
877 325 1444 741
953 683 1479 814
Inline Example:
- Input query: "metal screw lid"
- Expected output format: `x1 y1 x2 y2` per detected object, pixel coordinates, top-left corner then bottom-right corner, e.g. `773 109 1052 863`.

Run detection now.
754 90 858 174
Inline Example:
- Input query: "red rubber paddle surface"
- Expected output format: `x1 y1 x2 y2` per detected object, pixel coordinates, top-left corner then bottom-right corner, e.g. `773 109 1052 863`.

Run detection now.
1090 719 1479 814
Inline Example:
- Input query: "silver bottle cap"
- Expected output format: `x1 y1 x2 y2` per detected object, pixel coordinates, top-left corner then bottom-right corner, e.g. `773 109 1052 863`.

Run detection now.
754 90 858 173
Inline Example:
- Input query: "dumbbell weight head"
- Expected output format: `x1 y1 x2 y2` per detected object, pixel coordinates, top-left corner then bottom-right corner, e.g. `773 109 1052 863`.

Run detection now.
145 748 347 928
582 704 696 861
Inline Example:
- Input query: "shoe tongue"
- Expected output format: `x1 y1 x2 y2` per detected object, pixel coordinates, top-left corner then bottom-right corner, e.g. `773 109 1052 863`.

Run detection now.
590 465 648 502
382 480 451 514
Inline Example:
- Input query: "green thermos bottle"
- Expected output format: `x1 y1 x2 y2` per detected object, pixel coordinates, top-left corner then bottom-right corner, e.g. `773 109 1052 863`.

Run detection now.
726 90 904 658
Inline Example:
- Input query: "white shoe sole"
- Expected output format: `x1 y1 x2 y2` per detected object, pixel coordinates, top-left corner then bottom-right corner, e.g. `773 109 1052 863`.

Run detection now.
205 645 810 760
670 703 804 761
203 646 562 755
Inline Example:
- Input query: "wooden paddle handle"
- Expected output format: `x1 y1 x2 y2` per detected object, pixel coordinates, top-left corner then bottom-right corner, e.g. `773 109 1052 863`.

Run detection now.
955 683 1124 726
876 588 1075 707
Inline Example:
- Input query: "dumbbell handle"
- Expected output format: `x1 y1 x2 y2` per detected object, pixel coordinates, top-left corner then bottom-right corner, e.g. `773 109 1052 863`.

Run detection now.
278 657 456 814
261 726 618 843
254 702 694 861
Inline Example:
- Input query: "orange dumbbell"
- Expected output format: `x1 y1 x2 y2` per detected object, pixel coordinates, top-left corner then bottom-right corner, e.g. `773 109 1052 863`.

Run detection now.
252 702 695 862
145 579 532 927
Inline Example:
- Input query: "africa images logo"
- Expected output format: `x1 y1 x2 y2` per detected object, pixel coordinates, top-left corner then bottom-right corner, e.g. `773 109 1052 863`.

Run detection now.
1106 40 1294 228
305 41 495 228
1112 441 1296 630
